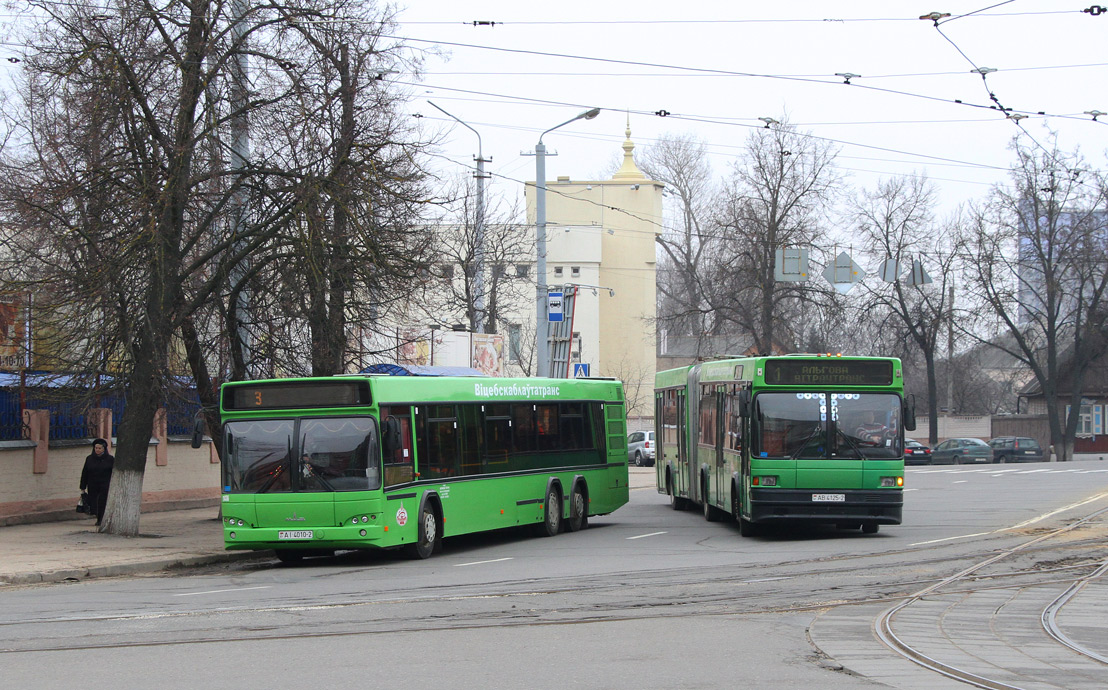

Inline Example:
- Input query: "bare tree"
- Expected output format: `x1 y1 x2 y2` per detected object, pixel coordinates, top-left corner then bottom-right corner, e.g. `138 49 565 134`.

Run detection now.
710 119 842 354
960 136 1108 460
418 177 532 335
0 1 431 535
640 133 718 345
853 175 959 444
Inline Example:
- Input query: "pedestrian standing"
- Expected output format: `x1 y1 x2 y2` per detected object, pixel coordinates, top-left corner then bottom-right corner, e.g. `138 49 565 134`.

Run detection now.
80 438 114 526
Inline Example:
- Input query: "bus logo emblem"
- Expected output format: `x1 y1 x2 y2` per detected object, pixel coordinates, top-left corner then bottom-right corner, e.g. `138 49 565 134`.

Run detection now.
286 511 306 522
396 506 408 526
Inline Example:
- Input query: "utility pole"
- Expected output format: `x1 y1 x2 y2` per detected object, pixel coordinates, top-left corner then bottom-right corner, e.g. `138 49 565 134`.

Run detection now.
524 108 600 377
228 0 252 376
947 283 955 417
427 101 490 333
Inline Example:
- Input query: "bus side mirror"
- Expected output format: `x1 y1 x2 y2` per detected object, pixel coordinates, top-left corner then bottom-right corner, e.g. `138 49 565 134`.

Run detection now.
190 413 205 449
903 395 917 432
738 389 752 418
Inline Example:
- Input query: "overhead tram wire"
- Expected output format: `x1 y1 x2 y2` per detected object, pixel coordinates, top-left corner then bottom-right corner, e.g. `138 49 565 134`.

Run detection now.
405 79 1013 173
380 34 1102 125
399 9 1083 26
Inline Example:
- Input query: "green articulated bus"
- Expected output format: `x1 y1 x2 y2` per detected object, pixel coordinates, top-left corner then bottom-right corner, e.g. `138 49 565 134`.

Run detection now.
655 354 914 536
219 375 630 562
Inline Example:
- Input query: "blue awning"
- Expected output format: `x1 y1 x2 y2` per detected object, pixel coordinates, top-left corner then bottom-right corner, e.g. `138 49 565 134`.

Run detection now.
359 364 487 377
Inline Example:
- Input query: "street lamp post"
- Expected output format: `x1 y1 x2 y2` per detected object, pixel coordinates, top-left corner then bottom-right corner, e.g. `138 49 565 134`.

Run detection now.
532 108 600 377
427 101 491 333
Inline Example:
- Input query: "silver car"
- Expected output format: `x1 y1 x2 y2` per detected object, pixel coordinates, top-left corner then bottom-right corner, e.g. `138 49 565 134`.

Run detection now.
627 430 655 467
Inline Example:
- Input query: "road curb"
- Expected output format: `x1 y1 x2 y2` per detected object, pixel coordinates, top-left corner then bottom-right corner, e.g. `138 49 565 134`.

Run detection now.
0 550 271 586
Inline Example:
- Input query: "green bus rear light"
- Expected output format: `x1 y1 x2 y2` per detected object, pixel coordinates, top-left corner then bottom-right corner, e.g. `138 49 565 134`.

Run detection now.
753 476 777 487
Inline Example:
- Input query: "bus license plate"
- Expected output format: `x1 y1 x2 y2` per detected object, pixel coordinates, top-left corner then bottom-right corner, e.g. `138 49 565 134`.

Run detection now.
279 530 313 540
812 494 845 502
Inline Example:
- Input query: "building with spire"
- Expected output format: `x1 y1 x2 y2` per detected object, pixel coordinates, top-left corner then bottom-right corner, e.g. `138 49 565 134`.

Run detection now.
523 122 662 429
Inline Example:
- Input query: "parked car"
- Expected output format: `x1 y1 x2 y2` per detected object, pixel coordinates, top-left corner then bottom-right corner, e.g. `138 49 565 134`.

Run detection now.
627 430 655 467
931 438 992 464
988 436 1045 463
904 439 932 465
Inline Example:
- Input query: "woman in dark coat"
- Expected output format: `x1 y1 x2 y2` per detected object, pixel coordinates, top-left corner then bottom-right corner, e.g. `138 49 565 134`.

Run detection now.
80 438 114 526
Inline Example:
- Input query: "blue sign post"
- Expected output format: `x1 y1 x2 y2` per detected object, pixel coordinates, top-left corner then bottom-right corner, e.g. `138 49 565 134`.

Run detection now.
547 290 564 322
573 363 590 378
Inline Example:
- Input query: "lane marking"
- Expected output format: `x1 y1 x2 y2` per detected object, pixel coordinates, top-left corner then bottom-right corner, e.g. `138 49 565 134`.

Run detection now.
627 531 667 540
910 492 1108 546
454 557 513 567
1007 492 1108 530
952 480 967 484
744 576 792 583
174 586 271 597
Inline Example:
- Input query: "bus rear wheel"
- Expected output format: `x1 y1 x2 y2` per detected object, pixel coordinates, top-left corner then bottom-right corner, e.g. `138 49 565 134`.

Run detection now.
275 551 304 564
567 484 588 532
667 476 686 511
739 516 761 537
406 506 439 559
540 487 562 537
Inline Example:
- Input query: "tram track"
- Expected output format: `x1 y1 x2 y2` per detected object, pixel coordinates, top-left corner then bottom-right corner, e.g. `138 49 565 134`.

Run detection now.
872 506 1108 690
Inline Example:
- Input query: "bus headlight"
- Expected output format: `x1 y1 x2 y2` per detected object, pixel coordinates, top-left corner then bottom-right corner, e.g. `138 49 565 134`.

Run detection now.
880 476 903 487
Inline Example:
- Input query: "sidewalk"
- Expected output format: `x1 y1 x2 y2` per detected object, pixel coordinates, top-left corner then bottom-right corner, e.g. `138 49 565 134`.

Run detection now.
0 507 262 586
0 469 660 586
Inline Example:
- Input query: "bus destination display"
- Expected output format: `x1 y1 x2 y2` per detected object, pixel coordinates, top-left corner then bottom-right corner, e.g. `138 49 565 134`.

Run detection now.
764 359 893 386
225 380 370 410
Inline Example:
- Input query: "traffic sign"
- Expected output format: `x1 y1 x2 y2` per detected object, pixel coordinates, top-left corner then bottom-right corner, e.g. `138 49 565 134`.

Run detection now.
573 363 590 378
547 291 563 322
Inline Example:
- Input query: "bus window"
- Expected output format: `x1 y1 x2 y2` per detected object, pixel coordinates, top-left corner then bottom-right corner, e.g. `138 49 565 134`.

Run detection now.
484 404 512 471
458 404 483 476
726 386 744 452
381 406 414 487
699 386 716 446
512 403 536 452
560 402 588 450
224 420 294 493
536 404 560 451
417 404 460 479
299 417 380 491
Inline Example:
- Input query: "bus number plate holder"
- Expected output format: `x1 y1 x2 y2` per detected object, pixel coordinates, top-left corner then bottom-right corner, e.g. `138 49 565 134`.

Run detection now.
812 494 845 502
279 530 313 540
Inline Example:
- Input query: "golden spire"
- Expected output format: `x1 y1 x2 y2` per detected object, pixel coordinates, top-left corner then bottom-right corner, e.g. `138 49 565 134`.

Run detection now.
612 112 645 180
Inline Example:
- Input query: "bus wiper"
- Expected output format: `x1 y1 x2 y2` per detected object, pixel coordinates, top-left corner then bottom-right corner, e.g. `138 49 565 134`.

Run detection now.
790 424 825 459
835 426 866 458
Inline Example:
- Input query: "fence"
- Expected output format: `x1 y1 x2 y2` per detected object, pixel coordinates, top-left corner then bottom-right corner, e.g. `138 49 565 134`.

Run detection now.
0 379 198 442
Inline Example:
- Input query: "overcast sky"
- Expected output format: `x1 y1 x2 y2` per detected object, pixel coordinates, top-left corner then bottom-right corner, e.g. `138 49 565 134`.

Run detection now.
393 0 1108 220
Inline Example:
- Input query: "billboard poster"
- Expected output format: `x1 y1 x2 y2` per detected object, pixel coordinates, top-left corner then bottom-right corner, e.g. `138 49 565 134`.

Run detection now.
0 297 25 371
472 333 504 377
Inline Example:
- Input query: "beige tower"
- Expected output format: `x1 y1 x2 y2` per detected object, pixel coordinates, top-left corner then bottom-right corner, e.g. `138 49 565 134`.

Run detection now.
525 122 660 429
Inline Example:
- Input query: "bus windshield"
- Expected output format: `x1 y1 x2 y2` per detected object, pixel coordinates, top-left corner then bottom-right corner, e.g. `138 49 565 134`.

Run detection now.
754 392 902 460
224 417 381 493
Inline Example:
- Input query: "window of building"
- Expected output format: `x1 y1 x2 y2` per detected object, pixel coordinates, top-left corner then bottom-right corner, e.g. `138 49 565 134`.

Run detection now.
553 266 563 277
571 266 580 277
439 263 454 280
508 324 522 364
515 264 529 278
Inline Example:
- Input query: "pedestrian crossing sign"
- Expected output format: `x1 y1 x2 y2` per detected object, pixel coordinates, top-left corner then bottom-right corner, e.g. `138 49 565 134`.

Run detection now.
573 363 590 378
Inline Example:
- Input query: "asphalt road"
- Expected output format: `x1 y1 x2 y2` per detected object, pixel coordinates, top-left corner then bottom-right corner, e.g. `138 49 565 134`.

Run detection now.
3 461 1107 690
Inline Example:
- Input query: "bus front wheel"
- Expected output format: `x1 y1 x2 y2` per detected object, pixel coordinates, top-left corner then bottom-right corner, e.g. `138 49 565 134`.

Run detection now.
275 551 304 565
862 523 879 534
407 506 439 559
739 516 761 537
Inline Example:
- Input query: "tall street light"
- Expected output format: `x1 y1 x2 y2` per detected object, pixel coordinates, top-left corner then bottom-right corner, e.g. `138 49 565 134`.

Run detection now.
532 107 600 377
427 101 491 333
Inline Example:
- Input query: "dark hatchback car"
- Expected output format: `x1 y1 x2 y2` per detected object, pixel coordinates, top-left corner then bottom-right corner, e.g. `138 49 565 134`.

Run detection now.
931 438 992 464
904 439 932 465
988 436 1045 463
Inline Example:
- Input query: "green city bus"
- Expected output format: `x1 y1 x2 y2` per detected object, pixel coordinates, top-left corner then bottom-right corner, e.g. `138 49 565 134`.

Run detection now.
655 354 913 535
218 375 630 561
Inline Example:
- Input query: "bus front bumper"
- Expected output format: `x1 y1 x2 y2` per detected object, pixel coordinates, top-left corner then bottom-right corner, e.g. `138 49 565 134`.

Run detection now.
748 488 902 525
